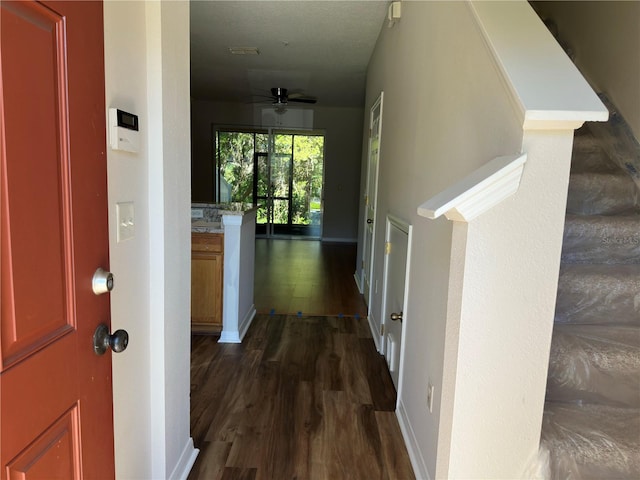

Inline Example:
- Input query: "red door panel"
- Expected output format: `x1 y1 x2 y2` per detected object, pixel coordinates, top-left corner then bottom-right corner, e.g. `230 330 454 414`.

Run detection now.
1 1 114 478
0 0 74 369
6 406 81 480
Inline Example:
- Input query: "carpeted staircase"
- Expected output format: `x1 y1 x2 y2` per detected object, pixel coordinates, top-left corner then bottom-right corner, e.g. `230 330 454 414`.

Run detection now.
540 110 640 478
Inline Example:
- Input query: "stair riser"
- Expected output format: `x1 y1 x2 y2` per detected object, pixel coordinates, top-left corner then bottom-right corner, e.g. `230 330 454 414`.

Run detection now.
546 327 640 408
541 403 640 479
555 266 640 325
570 147 620 174
567 173 638 215
561 216 640 264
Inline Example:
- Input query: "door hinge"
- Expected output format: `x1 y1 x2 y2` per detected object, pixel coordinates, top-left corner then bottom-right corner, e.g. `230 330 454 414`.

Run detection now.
361 260 364 269
369 128 372 138
385 241 391 255
380 324 384 336
364 194 369 206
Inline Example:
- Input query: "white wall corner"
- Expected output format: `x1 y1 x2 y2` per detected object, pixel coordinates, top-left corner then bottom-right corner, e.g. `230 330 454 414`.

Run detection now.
169 438 199 480
417 153 527 223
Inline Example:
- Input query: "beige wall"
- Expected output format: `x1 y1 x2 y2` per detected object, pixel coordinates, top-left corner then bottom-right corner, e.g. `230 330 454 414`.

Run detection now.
531 1 640 139
191 101 364 241
360 1 599 477
362 2 523 476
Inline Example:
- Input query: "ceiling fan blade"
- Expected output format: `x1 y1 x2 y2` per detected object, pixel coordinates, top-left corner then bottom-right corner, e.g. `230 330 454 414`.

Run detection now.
269 88 317 105
288 97 317 104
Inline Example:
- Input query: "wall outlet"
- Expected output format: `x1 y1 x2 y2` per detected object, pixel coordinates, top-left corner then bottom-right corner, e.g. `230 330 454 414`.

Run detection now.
191 208 204 219
427 382 434 413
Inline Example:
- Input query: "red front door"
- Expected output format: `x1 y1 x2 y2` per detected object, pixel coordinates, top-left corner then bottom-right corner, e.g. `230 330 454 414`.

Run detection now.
1 1 115 478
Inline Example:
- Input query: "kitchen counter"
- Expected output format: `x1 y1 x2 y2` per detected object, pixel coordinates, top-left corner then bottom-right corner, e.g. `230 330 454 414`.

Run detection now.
191 202 257 343
191 202 258 230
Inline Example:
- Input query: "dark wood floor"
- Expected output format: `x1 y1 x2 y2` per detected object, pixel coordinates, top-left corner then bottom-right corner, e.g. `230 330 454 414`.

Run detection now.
189 240 412 479
189 314 415 480
254 239 367 317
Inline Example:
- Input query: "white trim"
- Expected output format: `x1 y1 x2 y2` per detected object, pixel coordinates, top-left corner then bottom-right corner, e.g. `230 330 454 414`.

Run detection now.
219 304 255 343
468 1 607 130
238 304 256 341
321 237 357 243
219 330 241 344
397 400 430 480
397 220 413 406
363 92 384 310
353 271 363 294
168 437 199 480
418 154 527 223
367 312 382 353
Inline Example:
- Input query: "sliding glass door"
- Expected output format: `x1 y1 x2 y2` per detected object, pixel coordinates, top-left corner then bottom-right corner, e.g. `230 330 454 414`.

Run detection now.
215 129 324 238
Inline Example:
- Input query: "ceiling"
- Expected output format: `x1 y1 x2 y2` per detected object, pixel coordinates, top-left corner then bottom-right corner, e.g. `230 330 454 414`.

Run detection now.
190 1 389 108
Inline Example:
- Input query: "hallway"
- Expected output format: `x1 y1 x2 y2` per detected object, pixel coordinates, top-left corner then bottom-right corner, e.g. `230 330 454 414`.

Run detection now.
189 240 414 479
254 239 368 317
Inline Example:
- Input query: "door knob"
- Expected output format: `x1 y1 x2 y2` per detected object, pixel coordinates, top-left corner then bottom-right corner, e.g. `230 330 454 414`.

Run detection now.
390 312 403 322
367 218 373 224
93 323 129 355
92 268 114 295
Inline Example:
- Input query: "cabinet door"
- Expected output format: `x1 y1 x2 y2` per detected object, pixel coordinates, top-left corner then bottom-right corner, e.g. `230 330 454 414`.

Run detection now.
191 233 223 332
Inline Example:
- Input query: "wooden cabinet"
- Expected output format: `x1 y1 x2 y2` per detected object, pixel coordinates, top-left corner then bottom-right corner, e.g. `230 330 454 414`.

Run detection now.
191 233 223 333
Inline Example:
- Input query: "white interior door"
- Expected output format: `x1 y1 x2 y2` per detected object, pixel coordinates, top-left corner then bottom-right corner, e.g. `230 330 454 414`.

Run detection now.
363 92 383 312
381 215 411 392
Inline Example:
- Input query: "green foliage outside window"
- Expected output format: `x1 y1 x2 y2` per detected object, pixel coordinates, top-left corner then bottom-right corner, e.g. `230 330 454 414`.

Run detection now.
216 130 324 228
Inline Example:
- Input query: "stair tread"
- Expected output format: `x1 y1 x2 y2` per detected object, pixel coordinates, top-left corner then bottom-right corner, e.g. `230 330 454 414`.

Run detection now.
562 214 640 264
547 325 640 407
570 144 622 174
567 171 639 215
555 264 640 325
541 402 640 479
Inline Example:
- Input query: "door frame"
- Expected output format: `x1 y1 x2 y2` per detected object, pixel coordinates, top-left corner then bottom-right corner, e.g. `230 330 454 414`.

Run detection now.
380 214 413 400
362 92 383 341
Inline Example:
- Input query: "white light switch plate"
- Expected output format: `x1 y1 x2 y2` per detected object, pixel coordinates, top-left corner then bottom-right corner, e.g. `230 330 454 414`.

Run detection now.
116 202 135 242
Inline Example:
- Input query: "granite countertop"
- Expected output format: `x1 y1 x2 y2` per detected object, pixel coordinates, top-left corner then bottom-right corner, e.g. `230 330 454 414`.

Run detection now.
191 202 258 233
192 202 258 216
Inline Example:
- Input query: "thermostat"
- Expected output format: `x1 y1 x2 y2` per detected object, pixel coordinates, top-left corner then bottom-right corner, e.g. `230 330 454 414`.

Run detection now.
109 108 139 153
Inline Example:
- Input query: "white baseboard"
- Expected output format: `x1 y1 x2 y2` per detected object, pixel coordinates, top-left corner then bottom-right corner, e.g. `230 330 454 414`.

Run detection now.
367 312 382 353
219 305 256 343
397 400 430 480
353 271 363 293
321 237 357 243
239 304 256 341
169 437 199 480
218 330 241 343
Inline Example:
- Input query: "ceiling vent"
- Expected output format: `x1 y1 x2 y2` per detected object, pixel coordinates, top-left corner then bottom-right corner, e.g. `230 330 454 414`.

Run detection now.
228 47 259 55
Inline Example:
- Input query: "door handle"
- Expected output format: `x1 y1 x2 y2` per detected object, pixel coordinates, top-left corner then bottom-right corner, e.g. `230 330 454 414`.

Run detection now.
93 324 129 355
367 219 373 224
390 312 403 322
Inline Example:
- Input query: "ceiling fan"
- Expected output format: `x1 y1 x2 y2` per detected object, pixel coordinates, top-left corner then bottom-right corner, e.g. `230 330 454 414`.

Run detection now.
268 87 317 105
